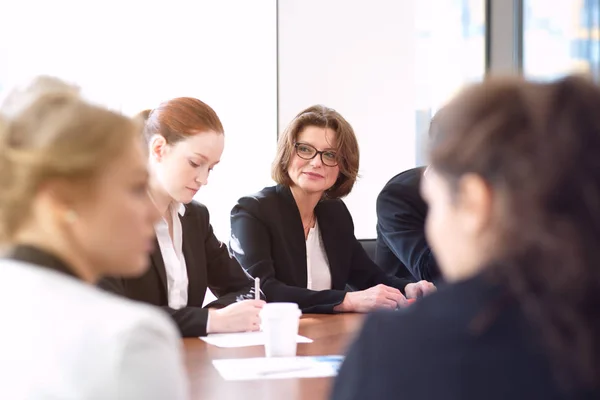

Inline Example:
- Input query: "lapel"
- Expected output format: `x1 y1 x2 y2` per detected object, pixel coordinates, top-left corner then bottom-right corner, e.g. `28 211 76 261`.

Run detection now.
277 185 342 289
277 185 309 287
150 238 168 296
180 207 203 306
149 204 203 305
314 201 343 289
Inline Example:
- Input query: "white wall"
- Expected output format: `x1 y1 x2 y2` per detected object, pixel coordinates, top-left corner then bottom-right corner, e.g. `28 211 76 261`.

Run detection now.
0 0 278 242
278 0 417 239
0 0 483 241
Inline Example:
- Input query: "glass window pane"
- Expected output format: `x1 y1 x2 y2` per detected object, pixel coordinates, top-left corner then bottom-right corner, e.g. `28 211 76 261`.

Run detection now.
524 0 600 81
279 0 486 238
415 0 486 165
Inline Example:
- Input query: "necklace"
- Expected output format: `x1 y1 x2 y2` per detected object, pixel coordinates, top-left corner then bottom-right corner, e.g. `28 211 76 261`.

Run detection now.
303 214 316 239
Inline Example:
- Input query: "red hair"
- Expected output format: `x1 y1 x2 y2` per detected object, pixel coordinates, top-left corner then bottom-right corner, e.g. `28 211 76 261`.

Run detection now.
143 97 223 144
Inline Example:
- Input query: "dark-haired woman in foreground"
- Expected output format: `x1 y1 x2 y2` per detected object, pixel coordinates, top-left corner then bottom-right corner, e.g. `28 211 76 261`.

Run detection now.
332 76 600 399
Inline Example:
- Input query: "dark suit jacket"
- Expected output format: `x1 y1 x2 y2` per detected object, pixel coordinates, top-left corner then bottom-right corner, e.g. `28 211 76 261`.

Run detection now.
375 167 441 282
331 273 599 400
99 201 258 337
229 185 414 314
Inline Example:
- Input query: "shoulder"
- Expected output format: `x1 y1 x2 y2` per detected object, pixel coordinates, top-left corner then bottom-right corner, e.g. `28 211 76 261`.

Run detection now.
318 197 351 217
377 167 427 215
232 185 282 215
183 200 209 219
341 295 470 398
0 260 182 397
378 167 425 198
0 259 180 342
237 185 279 204
353 275 508 359
183 200 215 231
315 198 354 231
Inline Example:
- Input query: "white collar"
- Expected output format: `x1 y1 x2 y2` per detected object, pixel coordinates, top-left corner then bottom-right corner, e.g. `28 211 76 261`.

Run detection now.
172 202 186 217
147 191 186 218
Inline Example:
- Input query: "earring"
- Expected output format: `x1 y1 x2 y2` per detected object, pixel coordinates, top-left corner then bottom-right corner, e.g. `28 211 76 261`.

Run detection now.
64 210 78 224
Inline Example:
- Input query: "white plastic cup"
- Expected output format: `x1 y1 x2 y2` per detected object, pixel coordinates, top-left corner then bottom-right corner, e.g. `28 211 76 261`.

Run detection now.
260 302 302 357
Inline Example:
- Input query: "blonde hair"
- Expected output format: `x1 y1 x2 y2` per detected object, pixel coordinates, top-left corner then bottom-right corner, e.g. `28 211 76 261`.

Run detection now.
0 76 143 243
0 75 81 118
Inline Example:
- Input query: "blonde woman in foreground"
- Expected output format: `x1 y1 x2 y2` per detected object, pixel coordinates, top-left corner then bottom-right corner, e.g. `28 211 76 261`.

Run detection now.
0 77 188 399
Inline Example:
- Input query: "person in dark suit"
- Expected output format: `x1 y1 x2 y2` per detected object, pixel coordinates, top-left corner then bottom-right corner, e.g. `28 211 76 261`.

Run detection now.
331 77 600 399
375 166 441 282
100 98 264 337
230 105 435 314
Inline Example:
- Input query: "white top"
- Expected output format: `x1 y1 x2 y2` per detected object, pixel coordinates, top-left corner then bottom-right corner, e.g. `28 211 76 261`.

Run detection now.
306 220 332 290
155 202 189 309
0 259 188 400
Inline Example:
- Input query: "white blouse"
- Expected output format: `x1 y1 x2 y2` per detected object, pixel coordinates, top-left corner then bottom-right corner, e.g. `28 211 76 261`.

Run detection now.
306 220 332 290
155 202 189 309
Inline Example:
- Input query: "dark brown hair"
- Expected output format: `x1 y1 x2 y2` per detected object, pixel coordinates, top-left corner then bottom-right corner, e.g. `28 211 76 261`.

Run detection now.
430 75 600 388
272 105 359 199
144 97 223 144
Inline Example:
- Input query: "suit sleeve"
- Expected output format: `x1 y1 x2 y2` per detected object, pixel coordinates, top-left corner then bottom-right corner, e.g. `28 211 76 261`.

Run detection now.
348 238 413 292
160 307 210 338
376 182 439 282
230 197 347 313
341 203 414 292
158 205 265 337
98 276 211 338
200 206 264 306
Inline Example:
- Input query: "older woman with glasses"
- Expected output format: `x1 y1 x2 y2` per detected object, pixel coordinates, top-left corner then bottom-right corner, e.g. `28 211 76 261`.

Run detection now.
230 105 435 313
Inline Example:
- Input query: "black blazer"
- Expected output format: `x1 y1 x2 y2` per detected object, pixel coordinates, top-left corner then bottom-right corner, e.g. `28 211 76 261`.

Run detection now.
331 273 599 400
99 201 258 337
229 185 414 313
375 167 441 282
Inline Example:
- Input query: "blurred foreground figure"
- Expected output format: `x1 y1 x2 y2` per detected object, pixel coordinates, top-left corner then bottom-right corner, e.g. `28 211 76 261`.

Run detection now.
332 76 600 400
0 76 189 400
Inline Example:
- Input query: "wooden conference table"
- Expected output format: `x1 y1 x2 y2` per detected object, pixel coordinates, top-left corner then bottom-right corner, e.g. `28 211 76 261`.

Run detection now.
183 313 366 400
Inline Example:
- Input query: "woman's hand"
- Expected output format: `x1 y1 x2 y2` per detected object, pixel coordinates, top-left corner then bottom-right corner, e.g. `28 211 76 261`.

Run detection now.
404 280 436 299
207 299 265 333
334 284 406 313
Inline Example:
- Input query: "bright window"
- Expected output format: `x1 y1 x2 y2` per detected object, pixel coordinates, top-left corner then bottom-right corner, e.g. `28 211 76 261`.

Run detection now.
0 0 277 241
278 0 486 239
1 0 486 241
524 0 600 81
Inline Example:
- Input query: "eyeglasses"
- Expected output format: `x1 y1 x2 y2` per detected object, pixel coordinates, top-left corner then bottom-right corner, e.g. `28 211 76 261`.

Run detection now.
294 142 339 167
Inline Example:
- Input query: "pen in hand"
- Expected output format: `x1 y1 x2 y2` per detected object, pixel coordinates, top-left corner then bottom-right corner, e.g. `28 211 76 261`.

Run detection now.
255 277 260 301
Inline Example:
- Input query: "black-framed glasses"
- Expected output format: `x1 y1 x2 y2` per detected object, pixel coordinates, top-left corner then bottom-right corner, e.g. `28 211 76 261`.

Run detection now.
294 142 339 167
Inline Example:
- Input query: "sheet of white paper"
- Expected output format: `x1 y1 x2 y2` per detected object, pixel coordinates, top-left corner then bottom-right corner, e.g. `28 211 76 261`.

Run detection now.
212 356 344 380
200 331 313 348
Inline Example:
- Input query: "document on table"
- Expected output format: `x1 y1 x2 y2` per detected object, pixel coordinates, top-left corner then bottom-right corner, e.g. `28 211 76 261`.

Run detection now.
212 355 344 380
200 331 313 348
